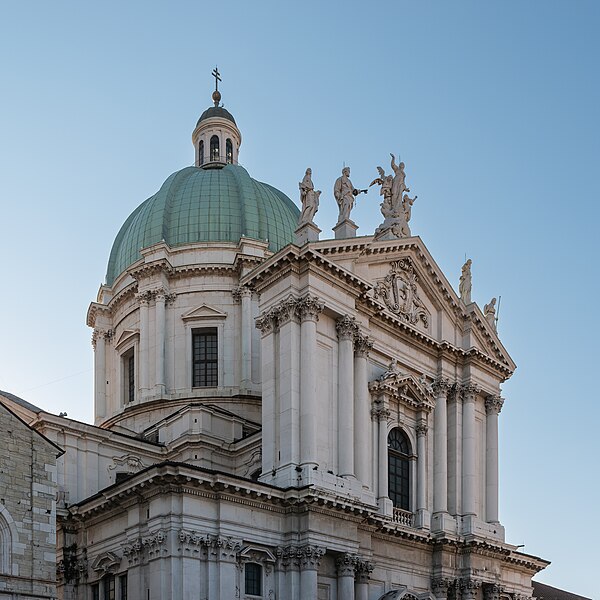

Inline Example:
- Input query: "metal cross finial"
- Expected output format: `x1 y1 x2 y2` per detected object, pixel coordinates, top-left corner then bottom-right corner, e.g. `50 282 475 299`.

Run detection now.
212 67 221 92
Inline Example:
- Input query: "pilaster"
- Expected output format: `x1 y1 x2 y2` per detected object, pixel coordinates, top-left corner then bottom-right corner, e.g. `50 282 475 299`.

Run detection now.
336 553 356 600
354 333 373 489
485 395 503 524
336 315 358 478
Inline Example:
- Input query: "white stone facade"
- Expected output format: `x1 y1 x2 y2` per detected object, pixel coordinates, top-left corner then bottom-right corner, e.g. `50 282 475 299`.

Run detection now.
1 95 550 599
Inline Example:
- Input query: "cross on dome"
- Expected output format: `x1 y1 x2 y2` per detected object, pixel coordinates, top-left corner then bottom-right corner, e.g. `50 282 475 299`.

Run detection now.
212 67 222 106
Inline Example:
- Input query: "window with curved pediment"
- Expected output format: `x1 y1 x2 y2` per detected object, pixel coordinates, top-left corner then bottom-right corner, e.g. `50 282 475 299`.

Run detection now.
388 428 411 511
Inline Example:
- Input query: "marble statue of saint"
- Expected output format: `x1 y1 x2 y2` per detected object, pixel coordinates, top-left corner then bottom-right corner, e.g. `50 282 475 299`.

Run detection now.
333 167 364 224
390 153 410 212
298 168 321 226
484 297 497 329
402 193 417 224
459 259 472 304
369 166 394 219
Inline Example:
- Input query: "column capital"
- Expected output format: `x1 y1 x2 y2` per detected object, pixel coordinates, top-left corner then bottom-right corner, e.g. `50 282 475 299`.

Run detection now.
485 395 504 415
371 406 390 422
92 328 113 348
298 545 325 571
354 332 373 357
335 553 357 577
416 420 429 436
432 377 452 397
336 314 359 340
153 287 167 302
135 290 153 306
461 383 481 403
277 295 301 326
255 306 278 336
459 578 481 600
297 294 324 322
354 559 374 583
275 545 300 571
232 285 253 303
482 583 504 600
432 578 454 598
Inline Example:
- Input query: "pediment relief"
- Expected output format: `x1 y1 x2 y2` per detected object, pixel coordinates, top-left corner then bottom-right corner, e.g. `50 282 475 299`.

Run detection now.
115 329 139 350
91 551 121 574
371 258 431 330
181 304 228 321
369 361 434 410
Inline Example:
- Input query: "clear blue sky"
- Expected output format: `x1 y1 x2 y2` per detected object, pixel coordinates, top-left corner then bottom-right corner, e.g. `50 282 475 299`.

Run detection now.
1 2 598 596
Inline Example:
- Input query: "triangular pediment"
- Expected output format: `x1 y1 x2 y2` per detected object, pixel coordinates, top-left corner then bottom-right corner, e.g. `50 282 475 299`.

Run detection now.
115 329 138 350
181 304 228 321
369 365 434 410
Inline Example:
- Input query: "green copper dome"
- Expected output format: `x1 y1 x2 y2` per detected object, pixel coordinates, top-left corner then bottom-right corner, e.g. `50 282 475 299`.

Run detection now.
106 164 299 285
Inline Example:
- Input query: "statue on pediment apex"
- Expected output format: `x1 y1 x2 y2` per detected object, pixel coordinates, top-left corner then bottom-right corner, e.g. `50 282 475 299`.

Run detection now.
459 259 472 304
484 297 497 329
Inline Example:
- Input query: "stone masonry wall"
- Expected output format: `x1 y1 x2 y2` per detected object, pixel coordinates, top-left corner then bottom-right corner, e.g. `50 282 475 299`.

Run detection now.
0 404 58 599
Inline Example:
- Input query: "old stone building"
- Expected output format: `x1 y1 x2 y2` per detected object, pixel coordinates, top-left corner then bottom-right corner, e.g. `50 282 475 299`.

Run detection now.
1 81 553 600
0 393 63 600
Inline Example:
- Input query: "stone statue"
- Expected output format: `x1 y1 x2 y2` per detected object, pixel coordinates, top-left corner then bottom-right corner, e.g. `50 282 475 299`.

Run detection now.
298 168 321 226
390 153 410 210
333 167 365 225
372 158 415 241
402 193 417 224
484 297 497 329
459 259 472 304
379 358 403 381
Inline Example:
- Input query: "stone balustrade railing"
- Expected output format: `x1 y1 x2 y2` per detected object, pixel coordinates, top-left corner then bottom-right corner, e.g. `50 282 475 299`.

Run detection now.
392 507 413 527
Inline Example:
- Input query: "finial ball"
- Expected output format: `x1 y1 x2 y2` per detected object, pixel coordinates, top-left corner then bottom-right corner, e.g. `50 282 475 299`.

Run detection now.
212 90 221 106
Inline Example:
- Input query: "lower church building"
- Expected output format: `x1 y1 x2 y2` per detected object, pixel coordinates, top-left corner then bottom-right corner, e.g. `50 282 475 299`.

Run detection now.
1 83 557 600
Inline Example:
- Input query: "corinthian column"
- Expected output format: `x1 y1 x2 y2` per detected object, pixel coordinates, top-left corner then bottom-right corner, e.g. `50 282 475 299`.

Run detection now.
155 289 166 393
336 315 357 478
485 395 504 523
299 545 325 600
298 295 324 468
354 560 373 600
354 333 373 488
336 554 356 600
375 405 392 515
462 384 480 517
432 378 450 514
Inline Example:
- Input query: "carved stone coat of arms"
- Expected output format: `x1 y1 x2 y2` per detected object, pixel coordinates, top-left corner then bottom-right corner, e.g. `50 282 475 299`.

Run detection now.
373 258 429 327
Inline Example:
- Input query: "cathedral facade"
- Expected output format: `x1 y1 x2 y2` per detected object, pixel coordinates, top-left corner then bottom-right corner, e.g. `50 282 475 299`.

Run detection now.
1 83 549 600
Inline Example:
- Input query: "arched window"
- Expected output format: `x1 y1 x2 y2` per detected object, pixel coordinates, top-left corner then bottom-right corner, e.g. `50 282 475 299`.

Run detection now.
199 140 204 166
388 428 411 511
210 135 220 161
0 511 12 574
226 138 233 164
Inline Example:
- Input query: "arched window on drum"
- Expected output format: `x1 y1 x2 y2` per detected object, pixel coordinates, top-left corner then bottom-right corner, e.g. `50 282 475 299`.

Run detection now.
388 428 411 511
210 135 220 161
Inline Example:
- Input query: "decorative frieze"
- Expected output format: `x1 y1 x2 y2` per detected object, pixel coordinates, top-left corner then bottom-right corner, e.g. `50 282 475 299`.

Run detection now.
485 395 504 415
